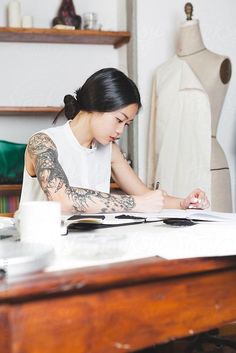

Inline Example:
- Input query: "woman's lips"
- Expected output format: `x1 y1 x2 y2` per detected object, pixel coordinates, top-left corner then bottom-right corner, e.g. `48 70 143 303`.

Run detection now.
109 136 120 142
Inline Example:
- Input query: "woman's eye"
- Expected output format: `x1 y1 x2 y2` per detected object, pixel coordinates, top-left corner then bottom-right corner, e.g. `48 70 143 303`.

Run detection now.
116 117 123 123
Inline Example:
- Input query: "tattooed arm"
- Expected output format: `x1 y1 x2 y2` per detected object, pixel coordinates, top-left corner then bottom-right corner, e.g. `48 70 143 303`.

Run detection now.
26 133 164 213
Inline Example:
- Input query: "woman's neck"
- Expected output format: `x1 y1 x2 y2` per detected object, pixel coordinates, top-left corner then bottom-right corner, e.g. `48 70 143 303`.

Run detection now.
176 20 206 57
70 112 94 148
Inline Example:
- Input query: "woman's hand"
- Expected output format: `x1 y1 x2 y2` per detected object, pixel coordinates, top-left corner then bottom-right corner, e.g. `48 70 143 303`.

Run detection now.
180 188 210 210
134 190 164 212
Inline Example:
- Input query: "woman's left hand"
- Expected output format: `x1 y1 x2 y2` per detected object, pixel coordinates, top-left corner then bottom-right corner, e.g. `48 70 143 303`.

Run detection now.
180 188 210 210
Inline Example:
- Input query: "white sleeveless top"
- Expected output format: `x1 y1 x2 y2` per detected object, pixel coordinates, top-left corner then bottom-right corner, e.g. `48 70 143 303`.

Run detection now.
20 121 112 203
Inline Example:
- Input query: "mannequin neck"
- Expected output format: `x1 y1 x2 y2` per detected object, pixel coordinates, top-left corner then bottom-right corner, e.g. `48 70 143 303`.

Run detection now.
177 20 206 57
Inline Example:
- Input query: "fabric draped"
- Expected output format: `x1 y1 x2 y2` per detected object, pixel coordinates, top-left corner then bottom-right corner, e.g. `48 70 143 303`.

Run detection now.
147 56 211 204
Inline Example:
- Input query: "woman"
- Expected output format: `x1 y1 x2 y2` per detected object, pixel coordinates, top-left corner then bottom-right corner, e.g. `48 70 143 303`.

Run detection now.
21 68 209 213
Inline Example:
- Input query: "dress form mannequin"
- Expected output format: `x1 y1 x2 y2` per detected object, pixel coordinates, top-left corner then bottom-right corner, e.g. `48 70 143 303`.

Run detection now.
176 18 232 212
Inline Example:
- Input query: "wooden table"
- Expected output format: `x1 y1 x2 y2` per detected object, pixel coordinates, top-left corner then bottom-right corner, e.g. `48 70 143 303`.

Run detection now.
1 255 236 353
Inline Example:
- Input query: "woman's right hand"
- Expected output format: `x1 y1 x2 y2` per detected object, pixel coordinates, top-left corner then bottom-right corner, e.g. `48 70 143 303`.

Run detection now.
133 190 164 213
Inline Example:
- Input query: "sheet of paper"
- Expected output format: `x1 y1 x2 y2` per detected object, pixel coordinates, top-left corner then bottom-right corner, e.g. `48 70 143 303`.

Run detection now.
150 222 236 259
47 221 236 272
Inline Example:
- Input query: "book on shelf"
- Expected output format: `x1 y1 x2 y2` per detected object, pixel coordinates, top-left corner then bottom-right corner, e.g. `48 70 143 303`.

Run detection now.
0 194 19 214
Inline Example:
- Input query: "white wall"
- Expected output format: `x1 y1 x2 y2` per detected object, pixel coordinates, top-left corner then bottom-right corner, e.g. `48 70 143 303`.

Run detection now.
136 0 236 208
0 0 126 142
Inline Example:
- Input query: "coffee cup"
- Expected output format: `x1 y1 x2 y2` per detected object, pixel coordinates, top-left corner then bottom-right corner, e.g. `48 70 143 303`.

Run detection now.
15 201 61 245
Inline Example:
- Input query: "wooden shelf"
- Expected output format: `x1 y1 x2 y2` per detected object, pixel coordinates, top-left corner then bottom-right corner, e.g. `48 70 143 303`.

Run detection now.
0 212 14 217
0 184 119 192
0 27 130 48
0 184 21 192
0 183 120 216
0 106 62 115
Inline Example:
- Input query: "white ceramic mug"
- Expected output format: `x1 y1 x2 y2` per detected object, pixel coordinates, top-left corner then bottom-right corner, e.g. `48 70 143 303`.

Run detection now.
15 201 61 245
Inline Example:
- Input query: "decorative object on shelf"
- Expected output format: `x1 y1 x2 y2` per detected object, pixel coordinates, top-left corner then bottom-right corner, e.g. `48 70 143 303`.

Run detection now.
0 140 26 184
82 12 98 30
184 2 193 21
8 0 21 27
22 15 33 28
52 0 81 29
53 24 75 30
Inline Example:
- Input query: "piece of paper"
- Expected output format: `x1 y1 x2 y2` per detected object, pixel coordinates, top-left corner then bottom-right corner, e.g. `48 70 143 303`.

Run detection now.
47 221 236 272
152 222 236 259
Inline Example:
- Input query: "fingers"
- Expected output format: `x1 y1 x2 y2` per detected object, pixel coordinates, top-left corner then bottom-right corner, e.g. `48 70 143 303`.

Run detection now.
188 198 209 209
183 189 210 210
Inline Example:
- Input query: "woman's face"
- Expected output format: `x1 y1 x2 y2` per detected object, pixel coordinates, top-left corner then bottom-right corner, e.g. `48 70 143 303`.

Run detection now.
91 103 139 145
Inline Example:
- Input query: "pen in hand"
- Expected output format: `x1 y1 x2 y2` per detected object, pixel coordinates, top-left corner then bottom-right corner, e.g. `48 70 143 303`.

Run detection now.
155 181 167 197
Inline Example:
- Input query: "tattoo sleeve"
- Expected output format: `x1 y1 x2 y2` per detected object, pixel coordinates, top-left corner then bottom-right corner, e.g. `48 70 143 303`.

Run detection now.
27 133 136 213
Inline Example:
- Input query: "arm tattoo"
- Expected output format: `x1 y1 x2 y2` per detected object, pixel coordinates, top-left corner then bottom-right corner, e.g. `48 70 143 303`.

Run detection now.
28 133 136 213
28 133 69 199
66 188 135 213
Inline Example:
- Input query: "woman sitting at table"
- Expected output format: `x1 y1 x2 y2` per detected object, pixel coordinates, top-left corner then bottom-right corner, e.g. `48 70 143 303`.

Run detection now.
20 68 209 213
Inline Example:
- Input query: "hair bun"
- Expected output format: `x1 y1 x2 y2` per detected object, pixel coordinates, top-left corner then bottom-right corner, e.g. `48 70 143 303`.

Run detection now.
63 94 79 119
64 94 76 105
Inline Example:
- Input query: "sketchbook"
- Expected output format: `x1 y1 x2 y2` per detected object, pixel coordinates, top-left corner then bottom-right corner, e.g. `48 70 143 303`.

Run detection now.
60 213 147 234
60 209 236 235
155 209 236 222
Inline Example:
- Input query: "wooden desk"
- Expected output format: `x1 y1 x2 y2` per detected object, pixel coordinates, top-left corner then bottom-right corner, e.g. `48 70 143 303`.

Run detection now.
1 255 236 353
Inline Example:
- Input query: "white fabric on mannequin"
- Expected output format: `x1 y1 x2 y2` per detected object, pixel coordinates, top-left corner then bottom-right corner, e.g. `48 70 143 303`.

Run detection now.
147 56 211 202
148 19 232 212
177 19 232 212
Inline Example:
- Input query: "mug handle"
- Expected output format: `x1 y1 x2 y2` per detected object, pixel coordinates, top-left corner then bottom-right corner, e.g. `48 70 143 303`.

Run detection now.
14 209 21 235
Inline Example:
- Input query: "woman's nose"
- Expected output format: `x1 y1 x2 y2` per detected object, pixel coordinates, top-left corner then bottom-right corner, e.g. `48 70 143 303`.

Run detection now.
116 123 125 135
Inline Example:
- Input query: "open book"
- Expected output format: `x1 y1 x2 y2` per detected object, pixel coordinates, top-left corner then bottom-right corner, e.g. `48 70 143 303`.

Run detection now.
156 209 236 222
61 213 147 234
61 209 236 234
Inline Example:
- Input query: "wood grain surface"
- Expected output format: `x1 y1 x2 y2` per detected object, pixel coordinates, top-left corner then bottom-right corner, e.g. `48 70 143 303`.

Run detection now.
1 256 236 353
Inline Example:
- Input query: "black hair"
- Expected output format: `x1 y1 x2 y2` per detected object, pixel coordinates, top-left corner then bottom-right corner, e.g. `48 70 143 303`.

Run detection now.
53 67 141 123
